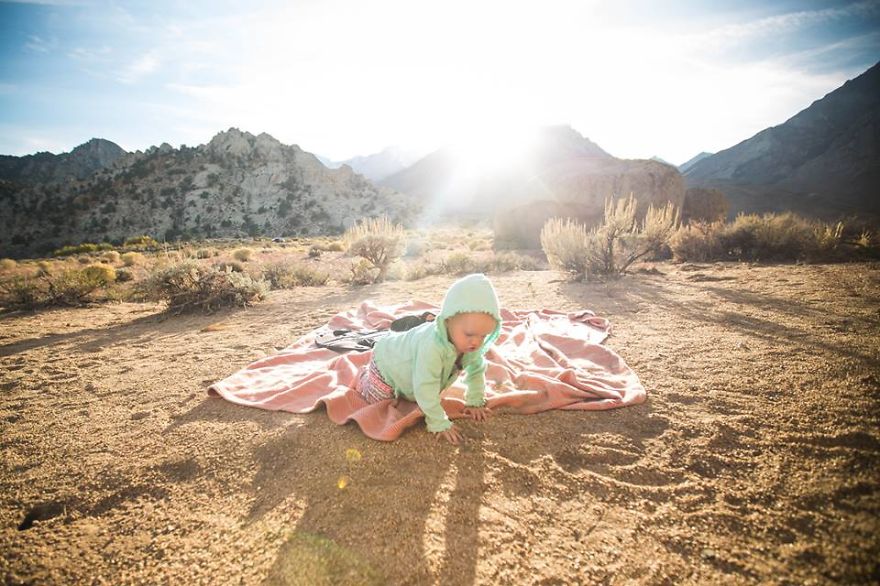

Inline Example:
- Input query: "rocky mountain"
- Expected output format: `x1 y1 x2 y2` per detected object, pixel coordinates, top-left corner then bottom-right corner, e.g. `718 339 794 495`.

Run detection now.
678 152 713 174
0 129 418 258
339 146 424 182
383 125 685 247
685 61 880 218
0 138 126 185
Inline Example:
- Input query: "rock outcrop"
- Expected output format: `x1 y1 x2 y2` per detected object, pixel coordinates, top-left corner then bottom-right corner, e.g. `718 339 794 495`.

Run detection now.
0 138 126 185
0 129 418 258
685 61 880 218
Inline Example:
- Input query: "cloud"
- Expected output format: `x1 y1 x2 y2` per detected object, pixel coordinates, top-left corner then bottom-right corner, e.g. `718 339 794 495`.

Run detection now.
115 51 160 84
692 1 880 48
24 34 56 53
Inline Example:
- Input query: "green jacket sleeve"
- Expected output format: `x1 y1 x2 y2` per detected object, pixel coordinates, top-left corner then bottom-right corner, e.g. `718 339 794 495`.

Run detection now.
412 341 453 433
462 352 488 407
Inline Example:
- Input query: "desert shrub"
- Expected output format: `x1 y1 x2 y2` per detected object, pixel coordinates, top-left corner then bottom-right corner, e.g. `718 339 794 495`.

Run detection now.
196 249 213 259
682 188 729 223
121 251 145 266
442 251 477 275
670 221 725 262
115 268 134 283
77 256 92 264
262 260 329 289
140 259 268 313
124 235 160 250
82 263 117 285
720 212 836 261
344 259 379 286
215 260 245 273
540 218 593 279
0 258 17 271
344 216 406 283
53 242 112 257
308 245 322 258
232 248 252 262
856 230 873 249
102 250 121 264
36 260 52 275
489 252 542 272
0 276 43 309
541 195 679 280
325 241 345 252
1 268 109 309
405 261 446 281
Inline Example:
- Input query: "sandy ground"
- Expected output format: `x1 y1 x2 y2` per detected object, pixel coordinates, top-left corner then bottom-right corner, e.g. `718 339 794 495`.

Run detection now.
1 261 878 585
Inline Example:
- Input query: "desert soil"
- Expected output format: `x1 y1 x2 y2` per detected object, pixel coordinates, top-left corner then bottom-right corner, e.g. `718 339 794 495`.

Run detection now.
1 262 878 585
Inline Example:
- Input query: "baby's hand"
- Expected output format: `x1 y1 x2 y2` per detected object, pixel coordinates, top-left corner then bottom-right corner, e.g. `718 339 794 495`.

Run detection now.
436 426 464 445
462 406 492 423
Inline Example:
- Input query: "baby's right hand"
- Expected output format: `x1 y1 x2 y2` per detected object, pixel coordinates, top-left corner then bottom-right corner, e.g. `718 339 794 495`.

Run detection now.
436 426 464 445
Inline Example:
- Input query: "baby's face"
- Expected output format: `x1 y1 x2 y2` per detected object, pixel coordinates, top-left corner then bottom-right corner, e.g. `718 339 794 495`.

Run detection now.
446 312 497 354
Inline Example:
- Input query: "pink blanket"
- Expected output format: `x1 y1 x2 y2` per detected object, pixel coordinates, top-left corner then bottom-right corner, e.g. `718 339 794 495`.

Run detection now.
208 301 646 441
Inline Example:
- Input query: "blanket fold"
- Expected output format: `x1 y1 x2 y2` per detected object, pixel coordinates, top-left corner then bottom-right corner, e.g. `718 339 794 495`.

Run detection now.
209 301 645 441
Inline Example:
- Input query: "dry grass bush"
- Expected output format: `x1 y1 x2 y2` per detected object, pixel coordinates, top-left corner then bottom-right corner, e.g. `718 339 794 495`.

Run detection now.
53 242 114 257
670 221 725 262
123 235 160 250
442 251 477 275
722 212 842 261
344 259 379 286
214 260 245 273
196 249 213 259
115 268 134 283
344 216 406 283
232 248 253 262
404 239 426 258
308 246 322 258
121 252 145 267
102 251 121 264
0 258 17 271
82 263 117 285
140 259 268 313
0 268 111 309
262 260 329 289
489 252 542 272
541 195 679 280
404 261 446 281
540 218 592 279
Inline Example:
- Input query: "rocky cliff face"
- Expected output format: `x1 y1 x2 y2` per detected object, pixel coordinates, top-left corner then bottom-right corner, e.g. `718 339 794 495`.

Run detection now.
0 138 126 185
685 62 880 218
383 125 685 247
0 129 418 258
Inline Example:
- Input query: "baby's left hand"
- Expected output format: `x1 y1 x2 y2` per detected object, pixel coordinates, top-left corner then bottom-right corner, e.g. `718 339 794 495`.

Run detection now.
462 406 492 423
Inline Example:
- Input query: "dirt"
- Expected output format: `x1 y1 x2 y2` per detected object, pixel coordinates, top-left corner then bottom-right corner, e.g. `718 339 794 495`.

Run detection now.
1 262 878 585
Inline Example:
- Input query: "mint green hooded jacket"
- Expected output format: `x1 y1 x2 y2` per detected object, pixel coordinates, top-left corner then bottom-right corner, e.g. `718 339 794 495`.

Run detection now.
372 273 501 432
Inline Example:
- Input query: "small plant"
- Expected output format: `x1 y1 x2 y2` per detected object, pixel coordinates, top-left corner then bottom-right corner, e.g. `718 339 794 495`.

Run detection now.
343 216 406 283
215 260 245 273
856 229 872 249
489 252 541 272
0 258 17 271
53 242 112 257
262 260 329 289
308 246 322 258
442 251 476 275
115 268 134 283
540 218 592 279
196 249 213 259
325 241 345 252
140 259 268 313
122 252 146 267
101 250 121 264
232 248 252 262
405 261 445 281
124 235 160 250
82 263 117 285
345 259 379 286
670 221 725 262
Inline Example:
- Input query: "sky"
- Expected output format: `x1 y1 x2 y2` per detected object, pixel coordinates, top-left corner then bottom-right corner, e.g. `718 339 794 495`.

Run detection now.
0 0 878 166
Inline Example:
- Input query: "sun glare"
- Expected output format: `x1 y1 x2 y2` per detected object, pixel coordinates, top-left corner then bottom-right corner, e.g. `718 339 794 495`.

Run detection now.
450 125 540 177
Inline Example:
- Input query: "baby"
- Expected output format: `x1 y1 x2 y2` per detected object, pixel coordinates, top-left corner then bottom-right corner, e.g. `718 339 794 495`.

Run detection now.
356 273 501 444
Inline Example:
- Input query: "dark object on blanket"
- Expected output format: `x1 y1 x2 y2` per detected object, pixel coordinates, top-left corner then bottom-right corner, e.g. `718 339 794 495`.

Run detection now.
315 312 436 353
390 311 435 332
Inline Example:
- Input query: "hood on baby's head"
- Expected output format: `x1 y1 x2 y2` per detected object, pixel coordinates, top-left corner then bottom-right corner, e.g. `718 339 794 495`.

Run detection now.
436 273 501 352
